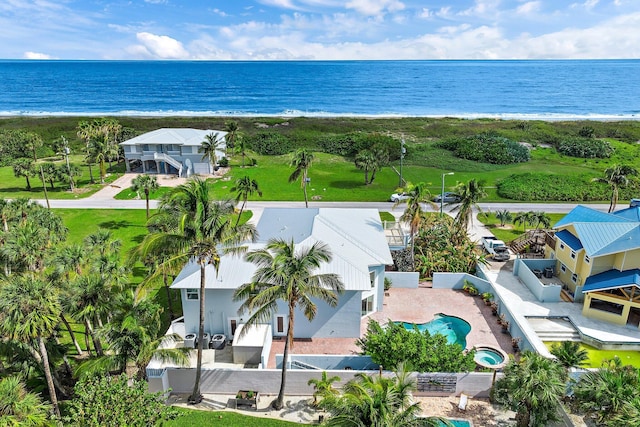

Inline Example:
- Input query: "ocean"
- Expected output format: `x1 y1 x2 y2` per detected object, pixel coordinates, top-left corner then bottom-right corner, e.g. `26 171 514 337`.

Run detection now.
1 60 639 119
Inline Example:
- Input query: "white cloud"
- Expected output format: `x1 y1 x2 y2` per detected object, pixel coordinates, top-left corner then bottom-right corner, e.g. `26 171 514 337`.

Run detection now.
459 0 501 17
144 0 168 4
132 32 190 59
516 1 541 15
345 0 405 16
584 0 599 10
23 51 53 59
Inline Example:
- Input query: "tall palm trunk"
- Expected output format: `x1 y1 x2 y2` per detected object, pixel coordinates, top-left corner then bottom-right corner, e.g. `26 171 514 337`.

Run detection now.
60 314 83 356
144 189 150 219
609 186 618 213
163 270 174 320
188 261 206 404
274 303 294 410
85 318 103 356
38 336 60 418
235 198 248 226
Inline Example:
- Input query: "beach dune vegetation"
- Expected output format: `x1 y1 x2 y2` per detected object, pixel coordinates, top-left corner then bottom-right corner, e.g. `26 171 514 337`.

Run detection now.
437 132 530 164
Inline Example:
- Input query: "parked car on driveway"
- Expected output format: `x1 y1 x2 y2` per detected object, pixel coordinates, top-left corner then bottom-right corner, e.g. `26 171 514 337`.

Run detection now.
433 192 461 203
390 192 410 202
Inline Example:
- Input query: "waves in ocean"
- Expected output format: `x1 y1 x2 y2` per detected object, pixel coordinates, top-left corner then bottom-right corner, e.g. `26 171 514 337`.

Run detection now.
1 60 639 119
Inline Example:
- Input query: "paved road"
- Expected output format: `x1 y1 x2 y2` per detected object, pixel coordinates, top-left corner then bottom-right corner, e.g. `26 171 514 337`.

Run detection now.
35 199 611 213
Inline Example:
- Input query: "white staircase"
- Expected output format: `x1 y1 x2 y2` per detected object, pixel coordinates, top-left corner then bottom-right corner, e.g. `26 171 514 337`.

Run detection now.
154 152 183 177
528 317 582 342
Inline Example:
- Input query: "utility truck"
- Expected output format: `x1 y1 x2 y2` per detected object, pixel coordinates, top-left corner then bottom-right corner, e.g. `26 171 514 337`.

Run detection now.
481 236 511 261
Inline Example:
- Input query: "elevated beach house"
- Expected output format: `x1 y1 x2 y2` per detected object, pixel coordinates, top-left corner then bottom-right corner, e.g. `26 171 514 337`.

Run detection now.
171 208 394 344
120 128 226 177
544 204 640 327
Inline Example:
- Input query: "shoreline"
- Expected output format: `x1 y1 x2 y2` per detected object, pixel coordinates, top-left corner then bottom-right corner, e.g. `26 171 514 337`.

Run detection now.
1 113 639 121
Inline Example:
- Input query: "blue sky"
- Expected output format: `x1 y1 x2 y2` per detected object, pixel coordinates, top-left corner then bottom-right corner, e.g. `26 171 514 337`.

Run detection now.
1 0 639 60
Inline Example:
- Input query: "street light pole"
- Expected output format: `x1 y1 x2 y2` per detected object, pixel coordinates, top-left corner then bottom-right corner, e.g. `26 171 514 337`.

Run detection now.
399 137 405 187
440 172 454 216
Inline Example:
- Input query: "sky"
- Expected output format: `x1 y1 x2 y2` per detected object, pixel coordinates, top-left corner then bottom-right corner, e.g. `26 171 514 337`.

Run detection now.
1 0 639 60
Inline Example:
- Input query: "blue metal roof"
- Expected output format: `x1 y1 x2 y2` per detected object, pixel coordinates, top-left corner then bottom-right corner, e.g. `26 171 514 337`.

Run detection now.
583 269 640 293
614 206 640 222
573 222 639 256
554 205 632 228
555 229 583 251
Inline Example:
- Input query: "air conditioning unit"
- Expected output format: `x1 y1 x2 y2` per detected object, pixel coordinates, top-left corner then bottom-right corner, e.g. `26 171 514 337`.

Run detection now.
184 333 196 349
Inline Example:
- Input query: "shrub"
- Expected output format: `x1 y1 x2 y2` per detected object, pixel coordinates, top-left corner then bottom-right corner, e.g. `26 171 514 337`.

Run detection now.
356 320 476 373
557 137 613 158
246 132 293 155
217 156 229 167
437 132 530 164
496 173 640 201
317 132 400 159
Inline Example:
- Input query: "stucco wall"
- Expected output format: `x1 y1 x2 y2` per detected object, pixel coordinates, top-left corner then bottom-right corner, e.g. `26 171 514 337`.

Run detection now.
385 271 420 288
514 259 561 303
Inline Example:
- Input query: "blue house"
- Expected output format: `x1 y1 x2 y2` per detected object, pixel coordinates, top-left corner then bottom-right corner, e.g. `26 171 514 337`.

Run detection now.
171 208 394 342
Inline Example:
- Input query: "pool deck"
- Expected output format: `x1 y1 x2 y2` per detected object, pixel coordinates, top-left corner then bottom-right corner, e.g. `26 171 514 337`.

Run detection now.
267 285 514 368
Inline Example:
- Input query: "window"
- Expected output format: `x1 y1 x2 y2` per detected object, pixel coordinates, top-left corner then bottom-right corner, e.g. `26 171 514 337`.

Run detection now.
570 250 576 259
560 264 566 273
571 273 578 283
361 295 374 316
370 271 376 288
186 289 199 300
559 242 565 250
275 315 285 334
585 255 591 264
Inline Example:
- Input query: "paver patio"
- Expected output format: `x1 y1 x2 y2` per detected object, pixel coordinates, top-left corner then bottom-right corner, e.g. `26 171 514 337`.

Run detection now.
267 285 514 368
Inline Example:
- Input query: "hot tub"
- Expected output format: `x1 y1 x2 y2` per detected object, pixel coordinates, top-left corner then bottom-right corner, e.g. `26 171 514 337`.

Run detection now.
473 345 508 369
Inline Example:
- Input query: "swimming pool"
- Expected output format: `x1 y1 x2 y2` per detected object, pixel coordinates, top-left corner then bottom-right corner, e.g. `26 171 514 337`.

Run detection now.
395 314 471 349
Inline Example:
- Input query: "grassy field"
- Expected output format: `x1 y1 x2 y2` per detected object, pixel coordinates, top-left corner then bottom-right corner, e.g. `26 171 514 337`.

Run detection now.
478 212 565 243
3 116 640 202
164 408 301 426
544 341 640 369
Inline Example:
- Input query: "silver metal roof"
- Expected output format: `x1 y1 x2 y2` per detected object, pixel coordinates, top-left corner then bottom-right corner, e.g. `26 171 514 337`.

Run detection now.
171 208 393 292
120 128 227 147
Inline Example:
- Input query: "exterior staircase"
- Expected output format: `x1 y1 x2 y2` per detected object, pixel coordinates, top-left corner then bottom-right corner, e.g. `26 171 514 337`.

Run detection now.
528 317 582 342
509 229 554 255
154 152 183 177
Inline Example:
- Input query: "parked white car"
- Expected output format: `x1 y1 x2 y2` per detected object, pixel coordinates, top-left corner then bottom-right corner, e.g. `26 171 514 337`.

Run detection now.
390 192 410 202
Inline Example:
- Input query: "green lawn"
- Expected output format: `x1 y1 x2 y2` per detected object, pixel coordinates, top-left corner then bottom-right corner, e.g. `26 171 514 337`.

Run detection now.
164 408 302 426
478 212 565 243
544 341 640 369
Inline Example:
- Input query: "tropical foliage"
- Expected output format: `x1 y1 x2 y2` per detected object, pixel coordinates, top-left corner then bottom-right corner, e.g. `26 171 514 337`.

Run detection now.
492 351 566 427
550 341 589 369
63 374 180 427
437 132 530 164
288 148 314 208
592 164 638 212
0 376 54 427
557 137 613 158
356 320 476 373
320 364 451 427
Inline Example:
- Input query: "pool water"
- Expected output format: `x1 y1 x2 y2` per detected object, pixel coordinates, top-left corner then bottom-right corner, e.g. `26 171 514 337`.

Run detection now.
474 348 505 366
438 420 471 427
395 314 471 349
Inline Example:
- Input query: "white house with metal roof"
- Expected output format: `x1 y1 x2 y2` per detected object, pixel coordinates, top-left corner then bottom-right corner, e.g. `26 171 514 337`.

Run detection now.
544 204 640 327
120 128 226 177
171 208 393 343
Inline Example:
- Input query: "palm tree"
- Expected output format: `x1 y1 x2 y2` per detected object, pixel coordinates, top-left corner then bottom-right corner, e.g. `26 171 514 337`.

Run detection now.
355 149 377 184
320 364 450 427
0 376 54 426
573 356 640 424
200 132 222 173
395 182 436 261
593 164 638 212
133 177 256 404
40 162 59 190
235 134 248 167
495 209 512 227
369 143 390 184
550 341 589 369
513 211 533 232
308 371 340 406
0 275 63 418
530 210 551 230
77 120 96 184
76 296 190 380
131 174 159 219
24 132 43 162
288 148 314 208
451 179 487 231
224 120 239 155
230 175 262 225
492 351 566 427
233 238 344 410
12 158 34 190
